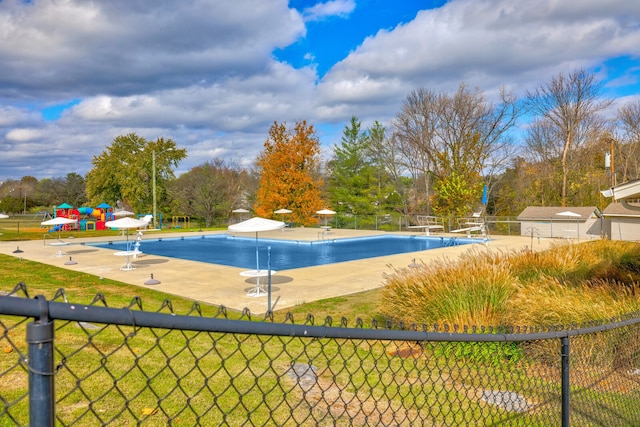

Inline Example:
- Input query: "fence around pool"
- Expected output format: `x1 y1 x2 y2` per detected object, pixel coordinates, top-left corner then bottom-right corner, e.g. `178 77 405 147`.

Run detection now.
1 284 639 426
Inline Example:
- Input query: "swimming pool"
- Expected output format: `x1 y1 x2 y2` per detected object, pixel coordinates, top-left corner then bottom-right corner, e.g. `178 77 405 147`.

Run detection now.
92 234 476 270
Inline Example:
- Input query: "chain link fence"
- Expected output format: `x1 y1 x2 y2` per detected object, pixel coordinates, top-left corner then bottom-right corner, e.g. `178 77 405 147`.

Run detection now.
1 283 639 426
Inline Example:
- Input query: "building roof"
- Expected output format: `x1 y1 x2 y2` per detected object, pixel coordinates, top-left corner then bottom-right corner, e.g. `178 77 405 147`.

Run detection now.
601 178 640 200
517 206 600 220
602 202 640 217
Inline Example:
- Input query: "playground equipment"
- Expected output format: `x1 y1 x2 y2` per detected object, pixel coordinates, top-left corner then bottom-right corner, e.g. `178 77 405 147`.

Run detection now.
48 203 115 231
50 203 79 231
171 216 190 229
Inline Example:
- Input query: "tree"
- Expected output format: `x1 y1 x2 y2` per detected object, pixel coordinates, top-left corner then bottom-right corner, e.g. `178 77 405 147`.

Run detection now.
169 159 248 227
432 171 480 218
525 69 611 206
33 178 65 208
391 87 438 213
0 178 28 214
327 117 400 217
254 121 323 226
62 173 87 207
367 121 408 214
86 133 186 213
615 101 640 183
393 83 521 216
0 177 38 213
328 116 377 215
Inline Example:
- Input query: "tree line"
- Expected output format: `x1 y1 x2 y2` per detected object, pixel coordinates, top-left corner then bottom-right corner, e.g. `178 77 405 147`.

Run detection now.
1 68 639 224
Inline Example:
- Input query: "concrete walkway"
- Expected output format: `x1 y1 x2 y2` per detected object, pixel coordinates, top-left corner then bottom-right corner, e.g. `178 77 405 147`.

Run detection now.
1 228 553 314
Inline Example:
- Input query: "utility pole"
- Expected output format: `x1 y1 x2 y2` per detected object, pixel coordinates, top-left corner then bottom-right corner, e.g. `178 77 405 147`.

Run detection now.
609 137 615 187
605 136 616 188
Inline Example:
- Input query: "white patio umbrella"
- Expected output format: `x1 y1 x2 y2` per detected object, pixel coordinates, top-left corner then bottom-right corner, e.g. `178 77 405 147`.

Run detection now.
228 217 285 271
112 209 134 217
274 208 292 226
231 208 250 222
105 217 149 249
41 217 77 239
316 209 336 226
0 213 9 219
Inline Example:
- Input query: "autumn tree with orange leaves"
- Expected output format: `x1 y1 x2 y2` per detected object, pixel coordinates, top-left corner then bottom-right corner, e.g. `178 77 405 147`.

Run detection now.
254 121 324 226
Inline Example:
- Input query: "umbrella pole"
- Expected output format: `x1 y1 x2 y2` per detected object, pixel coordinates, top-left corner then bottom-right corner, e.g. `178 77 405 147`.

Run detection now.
267 246 272 312
255 232 259 271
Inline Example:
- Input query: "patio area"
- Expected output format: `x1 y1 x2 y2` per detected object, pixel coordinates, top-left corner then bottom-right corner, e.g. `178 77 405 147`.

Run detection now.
0 228 552 314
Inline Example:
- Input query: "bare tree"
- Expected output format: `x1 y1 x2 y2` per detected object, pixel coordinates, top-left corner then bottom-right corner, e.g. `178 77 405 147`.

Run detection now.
392 83 521 215
366 120 408 214
525 69 611 206
392 88 438 213
615 101 640 182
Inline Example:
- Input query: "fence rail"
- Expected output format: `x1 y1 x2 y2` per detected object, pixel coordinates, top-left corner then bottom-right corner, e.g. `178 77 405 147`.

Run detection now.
1 284 639 426
1 213 527 235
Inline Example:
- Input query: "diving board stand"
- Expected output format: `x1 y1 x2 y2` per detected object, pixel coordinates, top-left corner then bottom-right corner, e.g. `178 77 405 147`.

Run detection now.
451 213 487 238
407 216 445 235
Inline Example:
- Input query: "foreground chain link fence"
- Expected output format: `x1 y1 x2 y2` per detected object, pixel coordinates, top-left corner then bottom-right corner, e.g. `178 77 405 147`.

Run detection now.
1 283 639 426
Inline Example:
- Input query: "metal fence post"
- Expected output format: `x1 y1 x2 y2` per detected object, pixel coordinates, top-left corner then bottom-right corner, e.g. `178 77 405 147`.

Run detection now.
561 336 570 427
27 295 55 427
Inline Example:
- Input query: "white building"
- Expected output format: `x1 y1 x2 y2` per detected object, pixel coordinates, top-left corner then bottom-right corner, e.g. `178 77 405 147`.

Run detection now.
601 202 640 241
600 178 640 241
517 206 602 239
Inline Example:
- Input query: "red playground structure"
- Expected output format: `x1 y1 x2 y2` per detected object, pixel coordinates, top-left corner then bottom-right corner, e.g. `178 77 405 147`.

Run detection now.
52 202 115 231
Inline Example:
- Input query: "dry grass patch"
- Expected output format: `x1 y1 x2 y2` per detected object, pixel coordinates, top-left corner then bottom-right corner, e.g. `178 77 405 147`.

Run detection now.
380 241 640 328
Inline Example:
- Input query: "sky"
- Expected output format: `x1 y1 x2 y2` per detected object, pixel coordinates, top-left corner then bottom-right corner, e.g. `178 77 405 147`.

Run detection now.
1 0 640 180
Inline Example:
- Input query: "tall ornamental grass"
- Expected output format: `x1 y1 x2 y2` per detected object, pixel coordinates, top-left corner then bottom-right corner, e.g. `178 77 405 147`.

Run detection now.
380 249 517 326
380 240 640 327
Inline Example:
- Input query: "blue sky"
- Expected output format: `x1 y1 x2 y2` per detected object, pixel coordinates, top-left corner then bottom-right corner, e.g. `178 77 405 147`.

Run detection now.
1 0 640 180
276 1 443 77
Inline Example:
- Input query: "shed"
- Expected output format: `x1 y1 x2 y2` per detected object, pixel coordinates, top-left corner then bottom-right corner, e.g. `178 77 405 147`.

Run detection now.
601 202 640 241
517 206 601 239
600 178 640 241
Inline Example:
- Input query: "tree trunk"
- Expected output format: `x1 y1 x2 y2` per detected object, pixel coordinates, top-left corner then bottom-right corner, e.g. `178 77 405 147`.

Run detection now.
561 129 571 207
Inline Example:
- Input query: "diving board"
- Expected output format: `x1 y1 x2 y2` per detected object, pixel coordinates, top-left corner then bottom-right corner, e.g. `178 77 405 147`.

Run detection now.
450 225 487 238
407 216 445 235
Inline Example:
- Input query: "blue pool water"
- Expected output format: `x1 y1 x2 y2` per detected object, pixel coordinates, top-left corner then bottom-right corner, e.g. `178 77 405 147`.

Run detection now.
92 234 475 270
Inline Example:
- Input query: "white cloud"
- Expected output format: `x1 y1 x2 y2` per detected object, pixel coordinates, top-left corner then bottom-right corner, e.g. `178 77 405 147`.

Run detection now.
302 0 355 22
0 0 306 98
318 0 640 115
65 61 318 132
0 107 40 127
5 128 46 142
2 0 640 179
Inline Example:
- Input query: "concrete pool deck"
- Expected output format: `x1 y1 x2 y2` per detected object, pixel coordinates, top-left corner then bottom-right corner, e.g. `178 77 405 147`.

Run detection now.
1 228 554 314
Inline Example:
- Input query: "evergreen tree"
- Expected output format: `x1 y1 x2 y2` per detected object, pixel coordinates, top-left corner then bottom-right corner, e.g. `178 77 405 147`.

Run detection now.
328 116 379 215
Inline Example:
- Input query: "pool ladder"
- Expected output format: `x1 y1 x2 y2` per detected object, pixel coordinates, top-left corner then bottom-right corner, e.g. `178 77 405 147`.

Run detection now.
440 237 459 247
